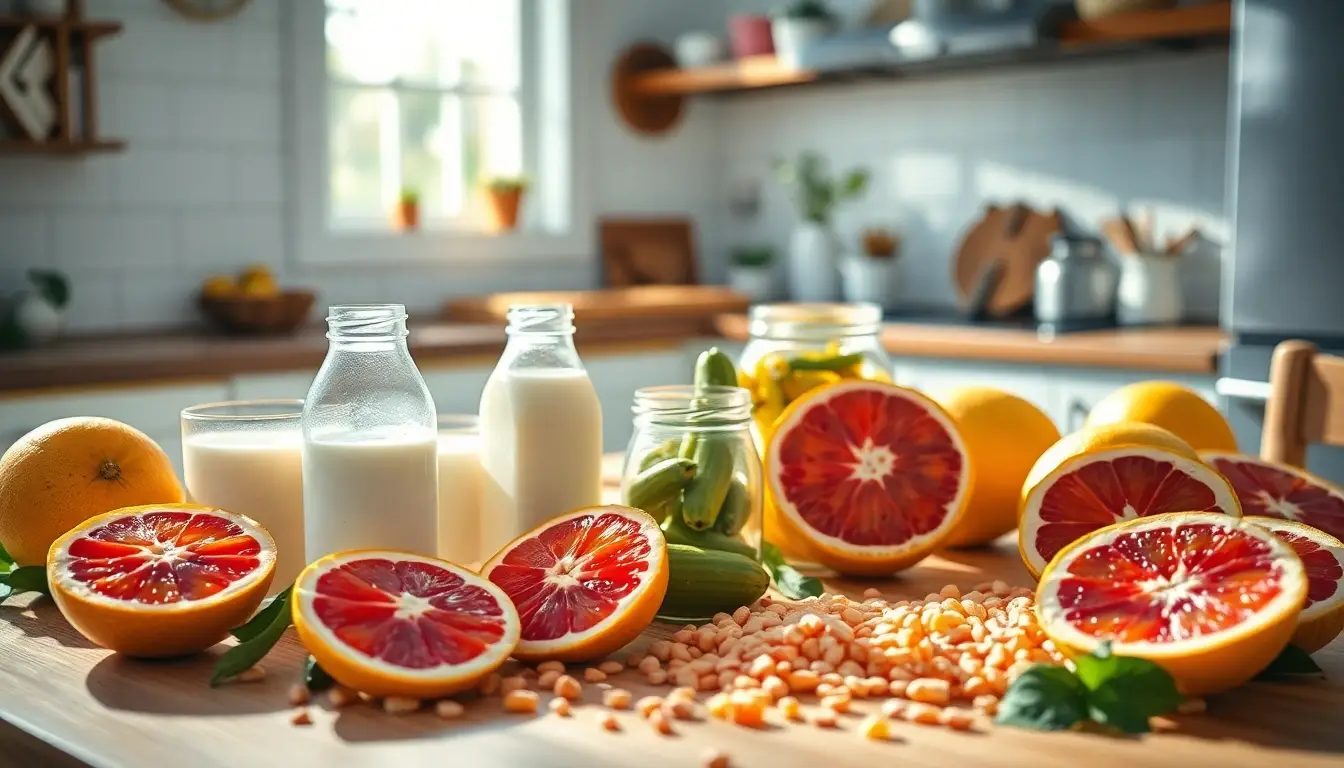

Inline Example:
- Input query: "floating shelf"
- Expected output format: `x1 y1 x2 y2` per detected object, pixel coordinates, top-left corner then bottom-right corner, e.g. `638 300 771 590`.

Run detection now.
0 138 123 154
613 1 1232 134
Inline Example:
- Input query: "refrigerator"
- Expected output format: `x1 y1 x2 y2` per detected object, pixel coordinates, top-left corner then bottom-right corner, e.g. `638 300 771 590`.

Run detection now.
1218 0 1344 483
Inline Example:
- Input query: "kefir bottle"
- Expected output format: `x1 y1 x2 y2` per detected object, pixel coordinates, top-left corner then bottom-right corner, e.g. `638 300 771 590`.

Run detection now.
301 304 438 563
478 303 602 556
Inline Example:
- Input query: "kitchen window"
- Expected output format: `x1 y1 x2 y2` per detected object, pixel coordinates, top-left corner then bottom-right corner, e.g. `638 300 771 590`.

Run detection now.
288 0 587 265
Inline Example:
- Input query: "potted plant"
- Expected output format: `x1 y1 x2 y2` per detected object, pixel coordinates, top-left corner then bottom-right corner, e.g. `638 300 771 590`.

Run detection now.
841 227 900 307
773 151 869 301
1 268 70 350
485 176 528 232
393 187 420 232
771 0 835 69
727 245 777 301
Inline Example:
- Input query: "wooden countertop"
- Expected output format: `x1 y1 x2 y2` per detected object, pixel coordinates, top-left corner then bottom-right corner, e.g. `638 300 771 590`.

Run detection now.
716 316 1227 375
2 538 1339 768
0 313 1226 396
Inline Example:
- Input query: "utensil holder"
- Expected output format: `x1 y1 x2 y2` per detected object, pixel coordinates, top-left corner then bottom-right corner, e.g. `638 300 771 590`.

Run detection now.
1116 253 1182 326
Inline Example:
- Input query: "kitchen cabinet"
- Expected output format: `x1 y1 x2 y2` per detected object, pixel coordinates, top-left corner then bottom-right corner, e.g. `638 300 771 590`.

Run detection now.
587 347 696 451
0 381 232 478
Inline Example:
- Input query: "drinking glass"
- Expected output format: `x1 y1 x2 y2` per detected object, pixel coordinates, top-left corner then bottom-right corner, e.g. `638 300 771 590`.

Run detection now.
437 414 483 565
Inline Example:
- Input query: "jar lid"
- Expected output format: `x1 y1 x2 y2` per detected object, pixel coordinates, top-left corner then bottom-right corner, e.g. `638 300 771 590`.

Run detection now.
748 302 882 340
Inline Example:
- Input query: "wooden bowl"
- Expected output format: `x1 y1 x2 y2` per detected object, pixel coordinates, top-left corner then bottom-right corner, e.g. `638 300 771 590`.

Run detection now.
198 290 316 335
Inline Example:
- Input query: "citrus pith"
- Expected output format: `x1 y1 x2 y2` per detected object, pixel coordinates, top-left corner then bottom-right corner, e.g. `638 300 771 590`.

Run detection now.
1247 516 1344 653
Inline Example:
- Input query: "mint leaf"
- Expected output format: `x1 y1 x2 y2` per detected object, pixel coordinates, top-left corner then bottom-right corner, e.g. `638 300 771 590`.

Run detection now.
0 542 13 566
1255 644 1324 680
28 269 70 309
231 585 291 642
0 566 50 597
995 664 1089 731
760 541 822 599
305 656 335 692
1073 641 1183 734
212 588 292 687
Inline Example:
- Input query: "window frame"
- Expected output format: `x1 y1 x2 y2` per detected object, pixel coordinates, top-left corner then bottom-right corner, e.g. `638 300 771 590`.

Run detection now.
285 0 591 267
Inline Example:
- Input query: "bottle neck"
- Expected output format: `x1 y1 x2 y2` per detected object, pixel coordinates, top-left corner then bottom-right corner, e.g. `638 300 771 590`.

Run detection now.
326 304 409 352
497 303 583 371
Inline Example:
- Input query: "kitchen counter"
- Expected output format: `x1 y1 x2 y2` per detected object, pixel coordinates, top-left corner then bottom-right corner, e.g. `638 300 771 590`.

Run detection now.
717 316 1227 374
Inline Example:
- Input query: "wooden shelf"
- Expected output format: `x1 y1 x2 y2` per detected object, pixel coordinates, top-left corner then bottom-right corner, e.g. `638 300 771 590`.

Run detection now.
615 2 1233 123
0 139 124 154
0 18 122 40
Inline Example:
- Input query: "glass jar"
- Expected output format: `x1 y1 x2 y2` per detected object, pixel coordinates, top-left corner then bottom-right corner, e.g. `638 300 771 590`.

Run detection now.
436 414 482 566
301 304 439 563
478 303 603 557
621 385 762 571
738 302 893 446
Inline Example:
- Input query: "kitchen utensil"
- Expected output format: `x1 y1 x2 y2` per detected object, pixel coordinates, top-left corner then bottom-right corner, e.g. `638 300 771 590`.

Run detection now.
1165 227 1200 256
965 259 1005 321
953 202 1061 317
599 218 698 286
1116 252 1183 326
674 32 725 68
1033 232 1119 324
1101 217 1139 255
198 290 316 335
1132 206 1156 253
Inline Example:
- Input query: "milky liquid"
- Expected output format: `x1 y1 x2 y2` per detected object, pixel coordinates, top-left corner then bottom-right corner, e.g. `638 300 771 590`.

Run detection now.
479 368 603 555
182 431 304 595
302 430 438 562
437 431 483 565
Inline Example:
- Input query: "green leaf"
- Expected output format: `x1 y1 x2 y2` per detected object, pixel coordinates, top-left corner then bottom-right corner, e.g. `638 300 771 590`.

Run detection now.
760 541 823 600
0 542 13 566
305 656 335 692
231 585 292 642
211 589 292 687
995 664 1089 731
0 566 51 597
840 169 870 198
1071 642 1183 734
27 269 70 309
1255 644 1324 679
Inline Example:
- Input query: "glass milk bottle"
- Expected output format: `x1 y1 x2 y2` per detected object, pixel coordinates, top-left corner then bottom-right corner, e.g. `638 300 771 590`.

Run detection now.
301 305 438 562
478 303 602 556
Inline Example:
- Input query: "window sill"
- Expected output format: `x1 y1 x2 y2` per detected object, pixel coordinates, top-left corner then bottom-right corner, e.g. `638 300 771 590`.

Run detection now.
296 227 594 267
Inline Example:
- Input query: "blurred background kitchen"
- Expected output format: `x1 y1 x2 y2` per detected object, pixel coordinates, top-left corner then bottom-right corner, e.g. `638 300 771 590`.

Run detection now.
2 0 1340 482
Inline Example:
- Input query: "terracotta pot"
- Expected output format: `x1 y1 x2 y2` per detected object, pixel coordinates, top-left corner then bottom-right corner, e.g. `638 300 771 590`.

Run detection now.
393 200 420 231
487 187 524 231
728 14 774 59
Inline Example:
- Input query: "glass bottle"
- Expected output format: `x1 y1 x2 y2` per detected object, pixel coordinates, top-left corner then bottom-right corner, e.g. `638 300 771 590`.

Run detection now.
301 305 438 563
478 303 603 557
622 385 762 621
738 302 893 448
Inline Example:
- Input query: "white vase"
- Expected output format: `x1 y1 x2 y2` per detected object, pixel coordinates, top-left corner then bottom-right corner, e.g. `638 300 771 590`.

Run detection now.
840 255 894 308
727 266 776 302
788 222 841 302
771 17 833 69
15 292 64 345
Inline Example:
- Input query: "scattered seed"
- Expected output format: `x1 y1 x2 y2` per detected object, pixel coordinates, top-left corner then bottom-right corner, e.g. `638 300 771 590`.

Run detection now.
600 712 620 731
636 696 664 718
328 686 358 709
863 588 883 600
478 673 501 696
554 674 582 700
537 660 565 674
637 655 661 675
646 669 668 685
777 695 802 721
436 700 466 719
1178 698 1207 715
939 707 975 731
287 684 309 707
383 696 420 715
500 676 529 694
537 670 561 690
859 714 890 740
702 748 731 768
584 668 608 683
811 708 839 728
290 708 312 726
503 689 540 714
603 688 633 710
598 660 625 675
548 696 572 717
650 708 675 735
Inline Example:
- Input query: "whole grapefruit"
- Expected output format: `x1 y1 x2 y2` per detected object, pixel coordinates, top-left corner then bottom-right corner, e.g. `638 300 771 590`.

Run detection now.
1084 381 1237 452
0 417 183 566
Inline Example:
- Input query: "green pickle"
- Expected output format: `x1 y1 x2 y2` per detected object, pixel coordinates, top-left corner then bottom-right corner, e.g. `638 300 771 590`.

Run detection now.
785 351 864 372
714 476 751 536
623 457 695 518
638 439 682 472
661 503 757 559
680 436 733 530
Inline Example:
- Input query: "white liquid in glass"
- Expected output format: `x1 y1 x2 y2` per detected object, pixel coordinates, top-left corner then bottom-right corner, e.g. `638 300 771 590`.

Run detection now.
437 431 483 565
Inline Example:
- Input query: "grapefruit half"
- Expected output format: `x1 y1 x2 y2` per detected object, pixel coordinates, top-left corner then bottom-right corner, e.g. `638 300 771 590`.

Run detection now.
1247 516 1344 653
1037 512 1307 695
292 550 520 698
1019 424 1240 579
764 380 971 576
47 504 275 658
1202 452 1344 542
481 505 668 663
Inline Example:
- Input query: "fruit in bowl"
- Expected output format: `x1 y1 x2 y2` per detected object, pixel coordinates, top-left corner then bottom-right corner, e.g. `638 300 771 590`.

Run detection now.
197 265 315 335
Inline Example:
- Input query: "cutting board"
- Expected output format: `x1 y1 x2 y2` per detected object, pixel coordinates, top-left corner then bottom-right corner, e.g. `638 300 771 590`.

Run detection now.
444 286 749 326
953 203 1061 317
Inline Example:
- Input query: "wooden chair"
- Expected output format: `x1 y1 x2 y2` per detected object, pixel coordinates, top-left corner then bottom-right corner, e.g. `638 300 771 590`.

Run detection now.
1261 340 1344 467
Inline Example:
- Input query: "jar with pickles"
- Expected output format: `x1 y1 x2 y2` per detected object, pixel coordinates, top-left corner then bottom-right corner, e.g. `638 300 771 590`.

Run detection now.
737 302 893 446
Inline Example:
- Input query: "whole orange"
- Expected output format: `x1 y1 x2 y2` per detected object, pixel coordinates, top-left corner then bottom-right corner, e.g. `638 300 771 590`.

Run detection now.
0 417 183 565
1084 381 1237 452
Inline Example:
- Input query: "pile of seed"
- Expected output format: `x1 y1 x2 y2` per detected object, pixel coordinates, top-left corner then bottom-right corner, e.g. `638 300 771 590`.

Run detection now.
282 581 1065 764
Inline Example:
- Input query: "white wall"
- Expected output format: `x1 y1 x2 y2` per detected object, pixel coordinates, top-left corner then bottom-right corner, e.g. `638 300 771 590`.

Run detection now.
0 0 726 331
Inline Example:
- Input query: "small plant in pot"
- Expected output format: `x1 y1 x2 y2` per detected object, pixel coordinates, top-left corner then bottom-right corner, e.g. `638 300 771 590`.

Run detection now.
727 245 777 302
485 176 528 232
841 227 901 307
773 151 869 301
393 187 420 232
772 0 835 69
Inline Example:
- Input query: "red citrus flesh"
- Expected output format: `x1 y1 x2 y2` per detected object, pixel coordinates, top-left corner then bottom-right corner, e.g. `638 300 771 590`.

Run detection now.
1264 526 1343 611
1054 521 1285 643
64 510 264 603
487 510 654 642
773 387 964 547
311 558 509 668
1205 454 1344 541
1033 453 1237 567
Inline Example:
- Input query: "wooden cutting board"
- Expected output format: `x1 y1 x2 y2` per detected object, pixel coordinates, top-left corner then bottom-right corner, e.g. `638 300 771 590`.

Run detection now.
952 203 1061 317
444 286 749 326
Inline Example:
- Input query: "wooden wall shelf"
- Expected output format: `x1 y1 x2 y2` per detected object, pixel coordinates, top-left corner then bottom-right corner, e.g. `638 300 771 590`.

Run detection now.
613 1 1232 134
0 6 124 156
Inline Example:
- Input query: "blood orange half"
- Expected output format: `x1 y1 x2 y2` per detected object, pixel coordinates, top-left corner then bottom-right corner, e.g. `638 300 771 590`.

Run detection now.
1202 452 1344 542
764 380 971 576
1247 516 1344 653
292 550 520 698
1037 512 1307 695
481 505 668 663
47 503 276 658
1019 424 1240 579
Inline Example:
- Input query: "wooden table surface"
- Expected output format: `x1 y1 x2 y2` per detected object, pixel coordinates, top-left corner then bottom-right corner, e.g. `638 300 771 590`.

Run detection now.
2 538 1341 768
